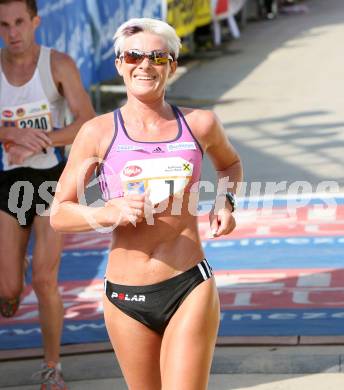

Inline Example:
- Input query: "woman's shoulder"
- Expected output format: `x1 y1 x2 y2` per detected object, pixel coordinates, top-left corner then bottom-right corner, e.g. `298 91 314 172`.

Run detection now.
74 112 115 146
88 111 114 125
81 111 114 132
177 106 219 138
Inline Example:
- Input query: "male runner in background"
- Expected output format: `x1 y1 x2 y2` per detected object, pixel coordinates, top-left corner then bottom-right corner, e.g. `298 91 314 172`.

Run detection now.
0 0 95 388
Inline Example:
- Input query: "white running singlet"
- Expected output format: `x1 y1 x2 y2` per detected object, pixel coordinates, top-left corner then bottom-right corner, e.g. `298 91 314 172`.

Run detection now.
0 46 66 170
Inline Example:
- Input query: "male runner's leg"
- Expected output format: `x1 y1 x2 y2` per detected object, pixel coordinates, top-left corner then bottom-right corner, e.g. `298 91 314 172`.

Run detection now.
31 214 64 364
0 211 31 317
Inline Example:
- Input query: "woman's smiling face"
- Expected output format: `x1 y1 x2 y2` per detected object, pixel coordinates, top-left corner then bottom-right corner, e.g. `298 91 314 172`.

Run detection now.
115 32 177 101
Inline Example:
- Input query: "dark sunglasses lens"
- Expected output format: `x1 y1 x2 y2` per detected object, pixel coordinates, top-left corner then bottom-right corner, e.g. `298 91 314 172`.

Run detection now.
123 50 170 65
124 50 143 64
153 51 169 65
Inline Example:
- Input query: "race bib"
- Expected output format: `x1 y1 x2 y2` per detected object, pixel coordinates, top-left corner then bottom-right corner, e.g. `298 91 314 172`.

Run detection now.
1 100 53 131
120 157 193 204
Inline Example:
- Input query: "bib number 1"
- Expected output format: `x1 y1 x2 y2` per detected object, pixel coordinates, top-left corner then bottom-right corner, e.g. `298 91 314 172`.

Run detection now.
165 180 175 196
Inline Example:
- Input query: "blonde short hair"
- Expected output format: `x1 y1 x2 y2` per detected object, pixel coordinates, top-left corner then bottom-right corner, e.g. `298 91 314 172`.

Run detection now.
113 18 181 60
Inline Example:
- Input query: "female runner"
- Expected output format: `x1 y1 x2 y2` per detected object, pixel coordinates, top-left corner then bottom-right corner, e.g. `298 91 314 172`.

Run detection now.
51 17 243 390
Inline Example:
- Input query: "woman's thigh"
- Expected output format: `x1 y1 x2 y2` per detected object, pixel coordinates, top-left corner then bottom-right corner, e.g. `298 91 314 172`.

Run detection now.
160 277 220 390
103 294 162 390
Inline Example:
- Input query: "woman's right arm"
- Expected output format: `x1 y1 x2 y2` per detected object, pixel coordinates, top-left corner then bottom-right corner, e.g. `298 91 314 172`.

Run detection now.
50 119 118 232
50 118 148 233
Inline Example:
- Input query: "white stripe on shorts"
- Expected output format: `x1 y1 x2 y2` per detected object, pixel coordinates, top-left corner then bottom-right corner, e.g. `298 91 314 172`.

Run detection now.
198 262 208 280
202 259 212 277
198 259 212 280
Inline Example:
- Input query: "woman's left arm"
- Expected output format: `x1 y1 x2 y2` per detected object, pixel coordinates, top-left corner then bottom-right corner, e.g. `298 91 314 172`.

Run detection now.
193 109 243 237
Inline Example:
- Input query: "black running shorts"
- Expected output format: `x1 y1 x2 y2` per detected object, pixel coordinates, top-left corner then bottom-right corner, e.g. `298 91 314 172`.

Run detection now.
0 162 65 227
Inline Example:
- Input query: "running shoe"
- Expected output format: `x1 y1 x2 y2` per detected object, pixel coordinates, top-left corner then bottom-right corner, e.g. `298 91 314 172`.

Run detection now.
32 362 68 390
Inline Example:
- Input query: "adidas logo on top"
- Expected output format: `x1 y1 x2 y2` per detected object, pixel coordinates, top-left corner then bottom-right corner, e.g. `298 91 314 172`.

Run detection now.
152 146 164 153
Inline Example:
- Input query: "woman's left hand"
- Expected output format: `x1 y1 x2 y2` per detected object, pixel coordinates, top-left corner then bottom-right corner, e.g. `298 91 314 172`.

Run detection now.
209 206 236 238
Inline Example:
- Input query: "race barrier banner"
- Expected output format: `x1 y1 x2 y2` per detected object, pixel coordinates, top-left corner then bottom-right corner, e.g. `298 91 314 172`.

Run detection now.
166 0 213 38
1 194 344 349
195 0 213 28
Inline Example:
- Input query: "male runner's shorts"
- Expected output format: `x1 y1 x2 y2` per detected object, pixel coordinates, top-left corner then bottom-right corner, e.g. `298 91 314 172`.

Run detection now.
0 162 65 227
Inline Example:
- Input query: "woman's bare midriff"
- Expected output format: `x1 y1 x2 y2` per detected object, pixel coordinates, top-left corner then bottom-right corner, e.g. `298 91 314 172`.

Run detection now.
105 195 205 285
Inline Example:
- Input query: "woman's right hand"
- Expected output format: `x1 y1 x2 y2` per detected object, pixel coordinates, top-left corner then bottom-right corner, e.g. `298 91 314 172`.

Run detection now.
105 194 151 227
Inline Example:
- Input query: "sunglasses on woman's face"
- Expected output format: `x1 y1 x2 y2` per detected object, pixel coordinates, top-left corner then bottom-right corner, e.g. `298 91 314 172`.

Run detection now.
120 49 174 65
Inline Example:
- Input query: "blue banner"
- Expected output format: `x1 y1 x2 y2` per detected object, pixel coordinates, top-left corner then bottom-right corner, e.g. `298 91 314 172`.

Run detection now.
36 0 162 88
36 0 96 88
1 1 163 87
89 0 162 84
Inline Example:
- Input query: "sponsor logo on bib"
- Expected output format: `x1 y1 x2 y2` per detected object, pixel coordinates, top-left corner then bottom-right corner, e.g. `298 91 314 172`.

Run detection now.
127 181 145 194
29 107 43 114
123 165 142 177
2 110 13 118
2 120 15 127
183 163 191 172
16 108 25 117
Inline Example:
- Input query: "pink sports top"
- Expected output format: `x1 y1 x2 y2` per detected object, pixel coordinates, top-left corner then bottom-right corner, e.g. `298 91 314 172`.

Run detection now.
97 106 203 204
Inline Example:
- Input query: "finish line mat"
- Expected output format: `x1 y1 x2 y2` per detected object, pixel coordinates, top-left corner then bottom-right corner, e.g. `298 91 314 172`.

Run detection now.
1 194 344 349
